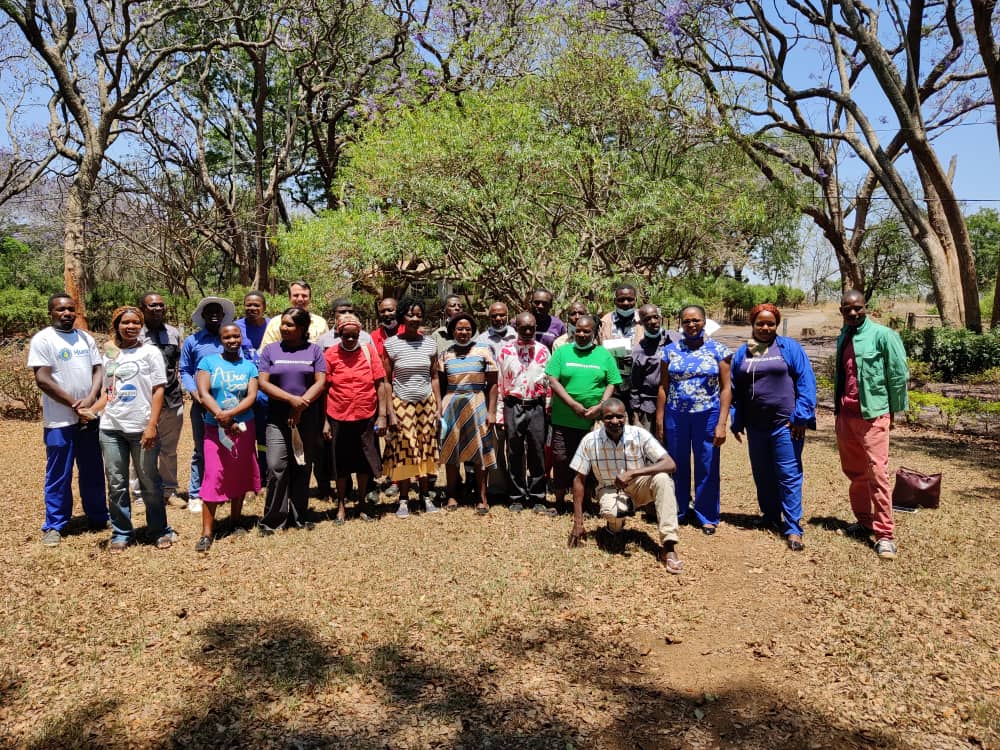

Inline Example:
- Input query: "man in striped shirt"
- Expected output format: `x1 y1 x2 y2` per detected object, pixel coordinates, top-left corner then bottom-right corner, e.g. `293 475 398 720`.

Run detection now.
568 398 683 573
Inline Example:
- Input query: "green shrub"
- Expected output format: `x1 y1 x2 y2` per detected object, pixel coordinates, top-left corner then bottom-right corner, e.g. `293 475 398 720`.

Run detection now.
0 289 49 338
900 326 1000 381
906 358 933 386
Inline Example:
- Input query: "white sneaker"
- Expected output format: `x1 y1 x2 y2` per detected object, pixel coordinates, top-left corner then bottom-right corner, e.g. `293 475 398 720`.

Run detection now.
188 498 203 513
875 539 897 559
395 501 410 519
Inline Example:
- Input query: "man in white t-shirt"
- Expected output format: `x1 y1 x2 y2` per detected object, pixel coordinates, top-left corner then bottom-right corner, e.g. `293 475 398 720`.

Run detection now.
27 294 109 547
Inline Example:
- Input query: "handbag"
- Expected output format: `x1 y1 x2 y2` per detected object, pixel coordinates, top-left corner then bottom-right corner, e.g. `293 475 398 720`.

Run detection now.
892 466 941 509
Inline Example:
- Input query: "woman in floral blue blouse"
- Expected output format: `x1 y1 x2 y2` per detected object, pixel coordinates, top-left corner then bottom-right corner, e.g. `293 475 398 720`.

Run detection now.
655 305 732 534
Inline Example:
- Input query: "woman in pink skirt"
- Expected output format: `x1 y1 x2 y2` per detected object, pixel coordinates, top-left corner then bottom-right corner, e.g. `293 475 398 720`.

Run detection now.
195 323 260 552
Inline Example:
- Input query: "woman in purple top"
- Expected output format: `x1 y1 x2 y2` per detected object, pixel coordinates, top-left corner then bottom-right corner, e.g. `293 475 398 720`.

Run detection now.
730 304 816 551
257 307 327 532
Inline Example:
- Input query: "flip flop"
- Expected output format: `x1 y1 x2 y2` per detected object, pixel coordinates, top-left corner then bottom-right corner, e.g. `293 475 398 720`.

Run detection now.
476 505 490 516
660 554 684 574
109 540 127 555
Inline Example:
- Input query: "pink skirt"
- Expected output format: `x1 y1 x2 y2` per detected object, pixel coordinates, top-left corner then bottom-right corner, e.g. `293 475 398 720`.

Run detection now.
201 420 261 502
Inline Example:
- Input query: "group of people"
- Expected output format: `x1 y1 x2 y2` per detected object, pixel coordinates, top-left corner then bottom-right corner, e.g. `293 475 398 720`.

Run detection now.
28 279 909 566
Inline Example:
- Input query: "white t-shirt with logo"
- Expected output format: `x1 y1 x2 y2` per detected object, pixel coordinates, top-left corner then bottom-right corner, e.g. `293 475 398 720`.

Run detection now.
100 343 168 434
27 327 102 428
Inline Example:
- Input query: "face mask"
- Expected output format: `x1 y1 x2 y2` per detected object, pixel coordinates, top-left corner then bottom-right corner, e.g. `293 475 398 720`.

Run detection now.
566 323 576 336
644 328 661 339
489 325 506 336
575 340 596 351
340 339 360 351
615 306 636 318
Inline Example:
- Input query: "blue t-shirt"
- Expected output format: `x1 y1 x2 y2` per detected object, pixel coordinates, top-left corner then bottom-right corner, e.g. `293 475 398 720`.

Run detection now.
662 338 731 413
235 317 270 365
197 354 258 425
738 351 795 428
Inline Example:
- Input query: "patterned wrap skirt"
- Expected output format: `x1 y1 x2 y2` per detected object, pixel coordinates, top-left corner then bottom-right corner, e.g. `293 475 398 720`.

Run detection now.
383 394 440 482
440 389 496 469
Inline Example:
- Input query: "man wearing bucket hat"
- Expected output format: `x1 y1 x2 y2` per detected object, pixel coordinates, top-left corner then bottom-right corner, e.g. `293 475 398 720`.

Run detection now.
179 297 236 513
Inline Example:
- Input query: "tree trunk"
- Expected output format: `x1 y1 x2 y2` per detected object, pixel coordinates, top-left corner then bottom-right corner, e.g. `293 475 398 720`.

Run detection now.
909 143 981 331
63 166 99 331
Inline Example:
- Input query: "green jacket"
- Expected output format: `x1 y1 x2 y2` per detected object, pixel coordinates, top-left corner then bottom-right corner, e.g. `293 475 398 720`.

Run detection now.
834 317 909 419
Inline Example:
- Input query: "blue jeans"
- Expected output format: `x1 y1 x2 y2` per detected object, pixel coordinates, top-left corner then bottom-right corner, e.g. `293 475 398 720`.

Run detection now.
42 423 108 532
665 407 721 526
746 423 804 537
100 428 173 543
189 401 206 498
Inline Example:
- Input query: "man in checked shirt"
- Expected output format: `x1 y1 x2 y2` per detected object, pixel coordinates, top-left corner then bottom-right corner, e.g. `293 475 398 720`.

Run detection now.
567 398 683 574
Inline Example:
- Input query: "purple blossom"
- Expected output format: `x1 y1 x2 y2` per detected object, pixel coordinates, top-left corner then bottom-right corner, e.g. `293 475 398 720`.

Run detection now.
662 0 689 36
816 168 828 179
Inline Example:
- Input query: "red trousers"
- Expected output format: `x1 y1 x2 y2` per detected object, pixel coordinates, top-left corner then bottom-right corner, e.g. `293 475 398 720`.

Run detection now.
836 413 894 541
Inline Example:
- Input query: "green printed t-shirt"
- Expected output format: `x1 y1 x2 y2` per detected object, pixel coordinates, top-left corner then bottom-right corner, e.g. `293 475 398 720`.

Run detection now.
545 345 622 429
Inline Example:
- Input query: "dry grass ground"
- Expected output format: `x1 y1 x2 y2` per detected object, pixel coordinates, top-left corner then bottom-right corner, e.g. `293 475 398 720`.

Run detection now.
0 409 997 749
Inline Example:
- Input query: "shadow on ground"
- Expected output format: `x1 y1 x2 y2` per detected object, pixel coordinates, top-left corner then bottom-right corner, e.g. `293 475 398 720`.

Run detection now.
103 615 908 750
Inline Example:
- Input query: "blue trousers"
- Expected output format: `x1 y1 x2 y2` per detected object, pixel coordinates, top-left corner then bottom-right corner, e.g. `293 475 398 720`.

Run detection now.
189 401 206 498
100 428 173 544
42 424 108 532
665 407 720 526
746 423 804 537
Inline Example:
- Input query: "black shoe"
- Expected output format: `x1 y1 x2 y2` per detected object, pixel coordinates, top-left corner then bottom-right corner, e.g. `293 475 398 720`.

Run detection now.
195 535 213 553
509 502 524 513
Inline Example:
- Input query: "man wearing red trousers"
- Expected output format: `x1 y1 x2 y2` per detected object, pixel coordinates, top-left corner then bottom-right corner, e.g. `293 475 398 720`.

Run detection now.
834 290 909 560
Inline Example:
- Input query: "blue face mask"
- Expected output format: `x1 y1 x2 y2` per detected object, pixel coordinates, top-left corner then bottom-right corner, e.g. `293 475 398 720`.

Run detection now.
566 323 576 335
644 328 661 339
489 325 507 336
575 339 596 351
615 306 636 318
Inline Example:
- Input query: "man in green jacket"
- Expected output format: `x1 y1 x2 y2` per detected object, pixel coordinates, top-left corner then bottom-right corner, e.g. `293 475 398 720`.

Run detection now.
834 290 909 559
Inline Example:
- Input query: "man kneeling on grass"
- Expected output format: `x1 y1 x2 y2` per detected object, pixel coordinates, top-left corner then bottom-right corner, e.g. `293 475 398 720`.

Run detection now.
567 398 683 574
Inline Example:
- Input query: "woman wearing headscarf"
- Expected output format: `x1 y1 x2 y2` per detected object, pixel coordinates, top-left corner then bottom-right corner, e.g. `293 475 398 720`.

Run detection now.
257 307 327 533
323 313 387 523
92 306 175 552
438 312 499 514
730 303 815 551
656 304 732 535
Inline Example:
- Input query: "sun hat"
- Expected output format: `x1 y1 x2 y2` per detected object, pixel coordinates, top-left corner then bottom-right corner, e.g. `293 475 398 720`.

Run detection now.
191 296 236 329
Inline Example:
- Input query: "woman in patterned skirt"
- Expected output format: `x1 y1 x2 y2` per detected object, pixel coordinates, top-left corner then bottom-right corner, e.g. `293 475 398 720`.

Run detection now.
382 298 441 518
438 313 498 514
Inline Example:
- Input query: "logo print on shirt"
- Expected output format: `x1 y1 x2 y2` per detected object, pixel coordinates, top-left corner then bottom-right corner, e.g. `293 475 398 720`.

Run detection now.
58 348 72 361
116 384 138 403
